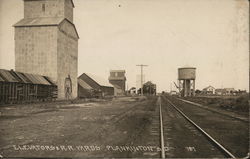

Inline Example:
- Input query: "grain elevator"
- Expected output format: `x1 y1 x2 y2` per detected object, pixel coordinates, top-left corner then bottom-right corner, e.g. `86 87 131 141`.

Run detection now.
13 0 79 99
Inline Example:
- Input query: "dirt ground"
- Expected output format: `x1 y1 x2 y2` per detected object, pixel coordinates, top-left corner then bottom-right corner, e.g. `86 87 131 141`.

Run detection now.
0 95 248 158
0 96 160 158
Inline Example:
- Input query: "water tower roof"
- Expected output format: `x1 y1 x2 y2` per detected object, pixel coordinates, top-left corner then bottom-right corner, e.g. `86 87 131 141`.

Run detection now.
178 67 196 70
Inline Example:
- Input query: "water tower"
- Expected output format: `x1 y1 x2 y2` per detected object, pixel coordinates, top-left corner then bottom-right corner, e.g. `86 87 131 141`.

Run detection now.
178 67 196 97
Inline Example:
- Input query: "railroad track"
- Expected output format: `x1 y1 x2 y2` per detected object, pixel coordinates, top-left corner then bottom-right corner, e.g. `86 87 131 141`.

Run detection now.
156 96 237 158
176 97 248 123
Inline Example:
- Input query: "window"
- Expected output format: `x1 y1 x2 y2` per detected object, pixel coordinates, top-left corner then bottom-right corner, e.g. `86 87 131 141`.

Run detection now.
42 4 45 12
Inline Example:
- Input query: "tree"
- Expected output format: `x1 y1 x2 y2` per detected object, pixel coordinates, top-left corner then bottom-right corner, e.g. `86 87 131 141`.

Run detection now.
195 89 202 94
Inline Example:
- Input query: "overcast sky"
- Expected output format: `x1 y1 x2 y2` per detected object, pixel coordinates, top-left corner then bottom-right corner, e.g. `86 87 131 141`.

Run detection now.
0 0 249 92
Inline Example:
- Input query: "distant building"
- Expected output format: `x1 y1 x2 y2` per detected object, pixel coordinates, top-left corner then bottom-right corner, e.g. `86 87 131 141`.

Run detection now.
13 0 79 99
109 70 126 96
142 81 156 95
170 90 178 95
0 69 57 104
224 88 235 95
202 85 215 95
78 73 114 98
215 88 235 95
128 87 137 95
236 90 247 95
215 89 226 95
136 74 145 93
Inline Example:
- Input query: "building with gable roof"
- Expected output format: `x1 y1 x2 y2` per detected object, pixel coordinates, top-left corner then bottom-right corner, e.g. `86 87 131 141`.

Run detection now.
78 73 114 98
202 85 215 95
13 0 79 99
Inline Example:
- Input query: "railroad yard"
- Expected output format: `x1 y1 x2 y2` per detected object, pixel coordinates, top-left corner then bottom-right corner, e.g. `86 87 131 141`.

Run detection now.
0 95 248 158
0 0 249 158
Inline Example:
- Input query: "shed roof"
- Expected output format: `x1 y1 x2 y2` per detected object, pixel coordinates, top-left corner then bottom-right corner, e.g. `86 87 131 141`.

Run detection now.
44 76 57 85
203 85 215 90
24 73 51 85
13 72 32 83
78 78 93 90
0 69 54 86
85 73 113 87
0 75 5 82
0 69 19 82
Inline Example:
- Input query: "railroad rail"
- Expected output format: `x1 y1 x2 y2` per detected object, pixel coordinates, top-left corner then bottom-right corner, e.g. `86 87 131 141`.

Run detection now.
176 97 248 123
158 96 236 158
159 97 165 158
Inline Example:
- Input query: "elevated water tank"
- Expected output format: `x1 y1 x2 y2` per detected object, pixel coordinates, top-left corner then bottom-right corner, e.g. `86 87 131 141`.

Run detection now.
178 67 196 80
177 67 196 97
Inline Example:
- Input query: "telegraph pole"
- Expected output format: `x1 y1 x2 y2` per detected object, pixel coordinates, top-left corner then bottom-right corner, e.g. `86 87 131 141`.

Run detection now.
136 64 148 95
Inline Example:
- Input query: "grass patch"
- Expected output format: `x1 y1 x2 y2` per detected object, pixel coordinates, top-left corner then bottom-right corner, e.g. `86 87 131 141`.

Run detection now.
187 94 249 112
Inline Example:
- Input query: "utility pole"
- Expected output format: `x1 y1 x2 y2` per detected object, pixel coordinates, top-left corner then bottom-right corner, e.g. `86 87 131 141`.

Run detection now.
126 83 129 94
136 64 148 95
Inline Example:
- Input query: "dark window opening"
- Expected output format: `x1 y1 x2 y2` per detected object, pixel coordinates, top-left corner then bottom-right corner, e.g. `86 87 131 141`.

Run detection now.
42 4 45 12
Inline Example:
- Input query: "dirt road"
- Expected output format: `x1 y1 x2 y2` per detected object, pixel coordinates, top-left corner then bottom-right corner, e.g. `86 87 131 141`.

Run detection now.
0 96 160 158
0 95 248 158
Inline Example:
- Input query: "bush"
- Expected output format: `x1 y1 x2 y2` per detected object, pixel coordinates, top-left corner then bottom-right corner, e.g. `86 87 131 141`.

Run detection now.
219 95 249 112
234 95 249 112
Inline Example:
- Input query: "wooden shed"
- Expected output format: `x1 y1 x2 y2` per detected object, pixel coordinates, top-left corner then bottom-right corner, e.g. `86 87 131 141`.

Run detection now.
78 73 114 98
0 69 57 104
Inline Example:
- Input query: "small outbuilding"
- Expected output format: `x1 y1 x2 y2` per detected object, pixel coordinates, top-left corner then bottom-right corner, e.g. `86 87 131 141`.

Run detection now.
215 88 235 95
78 73 114 98
202 85 215 95
142 81 156 95
128 87 137 95
0 69 57 104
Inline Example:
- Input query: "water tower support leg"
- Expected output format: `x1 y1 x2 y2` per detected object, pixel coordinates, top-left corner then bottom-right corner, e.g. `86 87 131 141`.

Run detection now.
193 80 195 96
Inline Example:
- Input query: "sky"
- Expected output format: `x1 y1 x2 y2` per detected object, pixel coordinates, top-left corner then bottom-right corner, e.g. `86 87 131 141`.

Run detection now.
0 0 249 92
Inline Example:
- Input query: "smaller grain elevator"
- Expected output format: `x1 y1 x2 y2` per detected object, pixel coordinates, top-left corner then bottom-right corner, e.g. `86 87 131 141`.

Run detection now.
178 67 196 97
109 70 126 96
